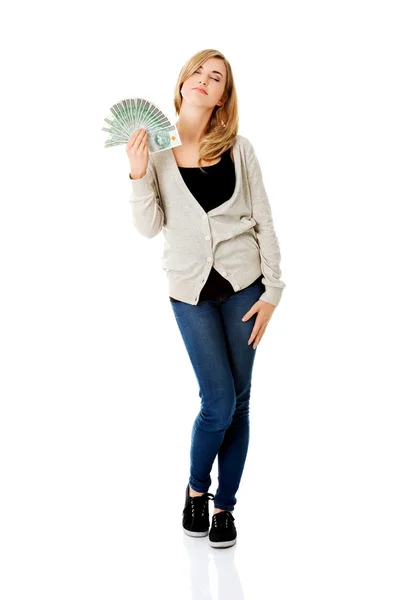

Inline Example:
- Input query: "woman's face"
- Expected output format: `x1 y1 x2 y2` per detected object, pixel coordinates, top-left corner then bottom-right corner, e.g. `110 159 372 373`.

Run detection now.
181 58 227 109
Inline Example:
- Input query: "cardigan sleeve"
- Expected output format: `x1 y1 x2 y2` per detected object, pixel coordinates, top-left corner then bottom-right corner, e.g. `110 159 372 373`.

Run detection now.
246 144 286 307
128 164 164 239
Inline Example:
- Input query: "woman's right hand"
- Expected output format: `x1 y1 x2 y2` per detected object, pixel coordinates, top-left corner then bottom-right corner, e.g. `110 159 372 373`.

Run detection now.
126 128 149 179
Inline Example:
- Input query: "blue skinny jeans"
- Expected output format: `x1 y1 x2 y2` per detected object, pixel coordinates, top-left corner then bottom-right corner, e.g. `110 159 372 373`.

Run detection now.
169 279 263 511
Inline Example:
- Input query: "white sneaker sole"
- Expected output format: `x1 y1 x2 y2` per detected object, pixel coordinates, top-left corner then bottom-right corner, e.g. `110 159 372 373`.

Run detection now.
183 527 209 537
209 537 237 548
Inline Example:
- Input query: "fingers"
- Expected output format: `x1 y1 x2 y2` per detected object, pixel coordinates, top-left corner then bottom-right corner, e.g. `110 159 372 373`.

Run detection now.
248 320 268 348
126 128 148 151
137 129 148 152
252 323 268 349
248 315 263 345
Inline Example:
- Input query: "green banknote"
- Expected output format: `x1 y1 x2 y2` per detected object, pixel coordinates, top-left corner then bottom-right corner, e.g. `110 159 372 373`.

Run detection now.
102 98 181 153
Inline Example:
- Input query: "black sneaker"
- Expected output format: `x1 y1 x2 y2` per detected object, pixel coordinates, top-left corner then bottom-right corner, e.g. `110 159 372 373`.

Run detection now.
182 483 215 537
208 510 237 548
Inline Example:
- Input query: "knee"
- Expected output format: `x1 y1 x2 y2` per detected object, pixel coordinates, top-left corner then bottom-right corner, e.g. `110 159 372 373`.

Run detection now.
197 413 233 433
198 392 236 432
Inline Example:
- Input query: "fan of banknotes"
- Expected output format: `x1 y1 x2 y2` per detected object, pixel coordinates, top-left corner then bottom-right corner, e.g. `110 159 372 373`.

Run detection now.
101 97 182 153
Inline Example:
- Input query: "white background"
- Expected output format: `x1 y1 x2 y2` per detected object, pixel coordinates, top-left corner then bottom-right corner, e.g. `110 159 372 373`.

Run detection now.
1 0 399 598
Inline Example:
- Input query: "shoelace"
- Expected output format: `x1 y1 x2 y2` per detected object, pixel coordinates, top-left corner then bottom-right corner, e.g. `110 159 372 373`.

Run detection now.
189 492 215 518
212 511 235 528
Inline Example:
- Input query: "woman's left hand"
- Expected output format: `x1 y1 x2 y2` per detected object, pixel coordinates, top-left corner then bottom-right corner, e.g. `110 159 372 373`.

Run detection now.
242 300 276 349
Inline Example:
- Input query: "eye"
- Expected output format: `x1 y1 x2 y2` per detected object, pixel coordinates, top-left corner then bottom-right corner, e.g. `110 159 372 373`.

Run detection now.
194 69 220 82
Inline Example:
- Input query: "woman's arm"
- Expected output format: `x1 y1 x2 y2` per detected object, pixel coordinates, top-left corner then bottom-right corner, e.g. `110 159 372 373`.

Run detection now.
246 144 286 307
128 164 165 239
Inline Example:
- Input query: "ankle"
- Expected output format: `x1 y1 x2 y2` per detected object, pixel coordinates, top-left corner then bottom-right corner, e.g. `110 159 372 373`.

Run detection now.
213 508 232 515
189 486 205 498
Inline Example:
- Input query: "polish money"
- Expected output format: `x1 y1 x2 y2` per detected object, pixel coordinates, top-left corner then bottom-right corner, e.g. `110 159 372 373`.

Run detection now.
102 98 181 153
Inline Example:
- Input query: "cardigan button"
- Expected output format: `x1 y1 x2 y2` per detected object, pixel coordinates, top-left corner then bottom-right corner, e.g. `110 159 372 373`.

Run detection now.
234 285 240 291
207 257 212 262
222 272 227 277
205 236 210 241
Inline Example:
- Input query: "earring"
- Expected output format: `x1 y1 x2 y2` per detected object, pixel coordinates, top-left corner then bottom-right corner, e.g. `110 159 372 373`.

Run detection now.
217 105 226 127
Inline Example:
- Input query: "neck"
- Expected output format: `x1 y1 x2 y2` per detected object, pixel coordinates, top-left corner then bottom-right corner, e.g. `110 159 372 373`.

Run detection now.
176 103 214 145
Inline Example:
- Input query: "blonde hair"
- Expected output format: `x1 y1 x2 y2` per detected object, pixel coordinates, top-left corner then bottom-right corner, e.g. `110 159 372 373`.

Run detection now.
173 49 239 174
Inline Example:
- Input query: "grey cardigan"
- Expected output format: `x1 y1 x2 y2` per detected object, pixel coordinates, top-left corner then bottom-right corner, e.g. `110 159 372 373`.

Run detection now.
128 134 286 307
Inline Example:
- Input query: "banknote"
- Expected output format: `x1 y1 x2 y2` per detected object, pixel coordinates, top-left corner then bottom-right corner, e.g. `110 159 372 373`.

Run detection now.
102 97 182 153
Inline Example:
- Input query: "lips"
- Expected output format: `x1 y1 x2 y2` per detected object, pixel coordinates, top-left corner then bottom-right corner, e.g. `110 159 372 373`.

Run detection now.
193 87 207 95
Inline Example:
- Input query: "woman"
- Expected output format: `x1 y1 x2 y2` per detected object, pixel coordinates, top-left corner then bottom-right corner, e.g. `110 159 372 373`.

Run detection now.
127 49 286 548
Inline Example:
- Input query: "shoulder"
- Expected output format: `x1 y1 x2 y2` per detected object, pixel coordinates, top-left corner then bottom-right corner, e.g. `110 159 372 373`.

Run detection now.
235 134 256 158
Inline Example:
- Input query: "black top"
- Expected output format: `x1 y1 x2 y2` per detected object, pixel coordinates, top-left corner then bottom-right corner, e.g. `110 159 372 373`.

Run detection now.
169 147 262 302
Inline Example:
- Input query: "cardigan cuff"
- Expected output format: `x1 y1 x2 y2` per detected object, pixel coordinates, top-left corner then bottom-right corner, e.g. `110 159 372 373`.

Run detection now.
259 286 283 308
129 170 154 198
